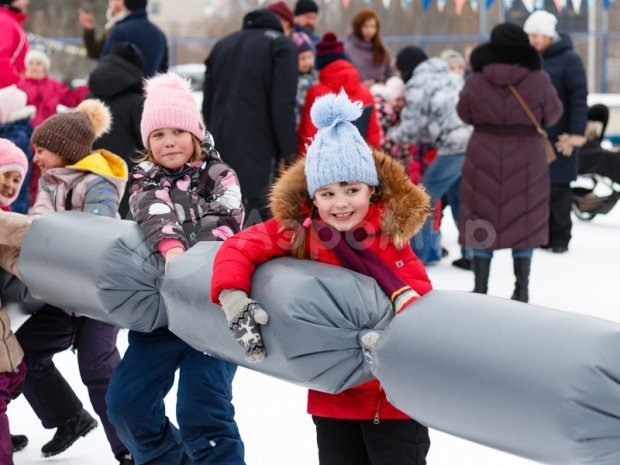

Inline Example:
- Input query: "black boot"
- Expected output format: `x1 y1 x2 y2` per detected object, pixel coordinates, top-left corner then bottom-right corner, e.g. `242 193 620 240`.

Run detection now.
473 256 491 294
511 257 531 303
116 450 135 465
41 409 98 457
10 434 28 452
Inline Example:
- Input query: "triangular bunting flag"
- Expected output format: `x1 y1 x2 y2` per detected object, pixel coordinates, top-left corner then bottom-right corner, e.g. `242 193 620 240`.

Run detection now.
382 0 393 8
456 0 468 14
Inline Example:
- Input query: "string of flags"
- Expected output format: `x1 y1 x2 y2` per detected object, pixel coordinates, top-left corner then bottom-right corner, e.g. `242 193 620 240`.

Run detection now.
254 0 615 12
27 33 87 57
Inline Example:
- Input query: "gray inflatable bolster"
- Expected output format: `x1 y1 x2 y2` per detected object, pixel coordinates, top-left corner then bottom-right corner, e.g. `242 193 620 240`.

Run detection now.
16 212 620 465
163 241 391 393
17 212 167 331
372 291 620 465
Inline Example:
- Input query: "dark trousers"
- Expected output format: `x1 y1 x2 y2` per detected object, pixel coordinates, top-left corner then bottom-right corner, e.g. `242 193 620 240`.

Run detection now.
106 329 244 465
548 183 573 248
313 416 430 465
0 361 26 465
15 306 125 455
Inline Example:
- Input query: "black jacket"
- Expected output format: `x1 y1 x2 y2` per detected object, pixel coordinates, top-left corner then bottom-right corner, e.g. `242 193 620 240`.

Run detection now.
203 9 297 214
543 34 588 183
89 53 145 218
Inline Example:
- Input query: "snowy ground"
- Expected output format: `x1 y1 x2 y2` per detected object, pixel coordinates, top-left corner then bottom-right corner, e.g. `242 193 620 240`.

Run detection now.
8 203 619 465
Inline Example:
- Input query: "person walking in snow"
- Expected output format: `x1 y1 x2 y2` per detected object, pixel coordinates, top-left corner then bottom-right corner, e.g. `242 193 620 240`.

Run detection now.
524 10 588 254
388 45 472 268
105 72 246 465
457 22 563 302
211 92 433 465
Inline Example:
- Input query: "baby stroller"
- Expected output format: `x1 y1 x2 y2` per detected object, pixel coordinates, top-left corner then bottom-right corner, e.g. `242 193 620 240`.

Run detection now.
571 104 620 221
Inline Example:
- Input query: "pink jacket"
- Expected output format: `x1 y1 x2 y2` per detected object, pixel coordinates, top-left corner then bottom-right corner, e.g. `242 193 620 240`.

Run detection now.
0 8 28 88
17 77 90 127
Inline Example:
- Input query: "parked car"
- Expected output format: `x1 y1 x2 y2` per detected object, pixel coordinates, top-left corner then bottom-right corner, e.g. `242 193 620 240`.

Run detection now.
170 63 205 108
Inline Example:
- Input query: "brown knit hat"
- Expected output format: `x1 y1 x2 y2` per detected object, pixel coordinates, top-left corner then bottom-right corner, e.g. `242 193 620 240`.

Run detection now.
31 100 112 164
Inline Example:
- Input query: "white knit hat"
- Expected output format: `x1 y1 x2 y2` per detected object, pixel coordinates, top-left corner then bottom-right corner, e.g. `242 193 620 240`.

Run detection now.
523 10 558 39
25 49 51 71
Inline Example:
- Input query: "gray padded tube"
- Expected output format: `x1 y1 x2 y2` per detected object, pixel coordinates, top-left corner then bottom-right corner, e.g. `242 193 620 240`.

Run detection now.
16 212 167 331
163 241 392 394
371 290 620 465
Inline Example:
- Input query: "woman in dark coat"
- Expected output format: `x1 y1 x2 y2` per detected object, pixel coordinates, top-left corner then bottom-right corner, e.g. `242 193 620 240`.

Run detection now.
524 10 588 253
457 23 563 302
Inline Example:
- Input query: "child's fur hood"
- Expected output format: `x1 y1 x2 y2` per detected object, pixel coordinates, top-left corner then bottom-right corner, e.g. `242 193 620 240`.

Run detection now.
269 150 431 248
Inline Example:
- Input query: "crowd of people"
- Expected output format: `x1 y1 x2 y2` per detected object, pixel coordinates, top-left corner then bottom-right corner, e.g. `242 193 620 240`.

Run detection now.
0 0 594 464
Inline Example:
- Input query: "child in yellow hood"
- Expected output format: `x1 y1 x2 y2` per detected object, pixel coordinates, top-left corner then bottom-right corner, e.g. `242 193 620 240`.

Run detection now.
8 100 134 464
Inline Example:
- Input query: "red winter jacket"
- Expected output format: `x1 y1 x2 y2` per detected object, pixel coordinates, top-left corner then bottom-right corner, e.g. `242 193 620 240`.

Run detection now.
0 8 28 88
297 59 382 156
17 77 90 128
212 151 432 421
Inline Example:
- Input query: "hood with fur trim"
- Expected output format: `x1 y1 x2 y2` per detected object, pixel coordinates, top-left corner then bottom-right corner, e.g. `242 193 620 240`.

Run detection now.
470 42 542 73
269 150 430 248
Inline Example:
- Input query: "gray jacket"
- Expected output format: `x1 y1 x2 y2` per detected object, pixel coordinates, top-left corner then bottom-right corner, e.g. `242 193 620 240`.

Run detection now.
388 58 472 155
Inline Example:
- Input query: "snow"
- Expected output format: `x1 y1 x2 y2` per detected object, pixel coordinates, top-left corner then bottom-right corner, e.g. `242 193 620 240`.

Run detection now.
9 204 619 465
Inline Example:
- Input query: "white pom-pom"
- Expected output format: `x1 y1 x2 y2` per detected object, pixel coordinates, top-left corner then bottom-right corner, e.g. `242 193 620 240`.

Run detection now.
76 99 112 138
310 90 363 130
143 72 192 98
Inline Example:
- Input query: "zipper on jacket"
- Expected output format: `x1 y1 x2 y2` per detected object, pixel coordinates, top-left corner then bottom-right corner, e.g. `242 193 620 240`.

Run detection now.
373 386 383 425
0 318 16 373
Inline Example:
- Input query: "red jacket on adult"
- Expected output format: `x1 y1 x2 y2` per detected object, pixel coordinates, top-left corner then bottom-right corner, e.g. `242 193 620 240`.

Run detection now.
0 7 28 88
297 59 382 156
211 151 432 421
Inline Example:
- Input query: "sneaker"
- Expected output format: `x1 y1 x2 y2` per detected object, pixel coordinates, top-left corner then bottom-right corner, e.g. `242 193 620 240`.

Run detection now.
441 247 449 258
116 450 135 465
451 257 472 270
41 409 98 457
10 434 28 452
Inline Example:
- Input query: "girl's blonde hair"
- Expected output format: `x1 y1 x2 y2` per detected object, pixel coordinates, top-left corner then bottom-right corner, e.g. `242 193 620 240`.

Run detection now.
133 134 204 165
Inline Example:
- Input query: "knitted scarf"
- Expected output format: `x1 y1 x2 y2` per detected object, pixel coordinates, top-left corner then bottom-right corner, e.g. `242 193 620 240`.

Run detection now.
314 222 419 314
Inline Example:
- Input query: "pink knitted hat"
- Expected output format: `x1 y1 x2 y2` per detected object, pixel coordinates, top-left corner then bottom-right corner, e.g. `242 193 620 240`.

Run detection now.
0 138 29 205
140 72 206 148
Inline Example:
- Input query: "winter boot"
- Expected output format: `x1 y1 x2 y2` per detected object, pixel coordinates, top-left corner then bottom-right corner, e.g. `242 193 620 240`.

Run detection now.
472 256 491 294
116 450 135 465
10 434 28 452
511 257 531 303
41 408 98 457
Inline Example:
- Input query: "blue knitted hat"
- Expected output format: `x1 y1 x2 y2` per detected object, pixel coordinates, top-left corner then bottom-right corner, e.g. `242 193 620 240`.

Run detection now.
305 91 379 198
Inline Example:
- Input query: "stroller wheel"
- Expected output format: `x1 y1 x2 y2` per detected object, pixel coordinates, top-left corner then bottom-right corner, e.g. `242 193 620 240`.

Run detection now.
572 201 597 221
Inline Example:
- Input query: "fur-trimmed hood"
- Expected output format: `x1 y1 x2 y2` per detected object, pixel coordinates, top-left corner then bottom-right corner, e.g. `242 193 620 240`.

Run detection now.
470 42 542 73
269 150 431 248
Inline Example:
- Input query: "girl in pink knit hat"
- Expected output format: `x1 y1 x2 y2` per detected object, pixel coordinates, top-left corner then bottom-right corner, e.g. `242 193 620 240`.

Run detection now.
105 71 247 465
0 138 29 463
0 138 28 211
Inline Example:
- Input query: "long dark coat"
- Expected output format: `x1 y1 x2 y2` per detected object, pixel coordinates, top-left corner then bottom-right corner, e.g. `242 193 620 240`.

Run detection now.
457 43 563 250
202 9 297 216
543 34 588 184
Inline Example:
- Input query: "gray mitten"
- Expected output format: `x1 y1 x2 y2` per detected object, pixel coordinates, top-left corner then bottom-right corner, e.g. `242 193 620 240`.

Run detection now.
219 289 269 363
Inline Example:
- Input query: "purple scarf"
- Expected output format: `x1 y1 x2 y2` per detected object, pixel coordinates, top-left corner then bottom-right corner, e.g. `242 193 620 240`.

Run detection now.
314 222 419 314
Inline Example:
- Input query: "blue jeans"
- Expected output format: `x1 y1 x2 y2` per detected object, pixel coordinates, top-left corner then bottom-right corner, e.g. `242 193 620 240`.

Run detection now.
106 329 245 465
473 248 534 259
411 153 470 263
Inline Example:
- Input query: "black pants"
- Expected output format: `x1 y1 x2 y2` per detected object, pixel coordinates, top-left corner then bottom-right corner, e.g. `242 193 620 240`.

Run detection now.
313 416 430 465
548 183 573 248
